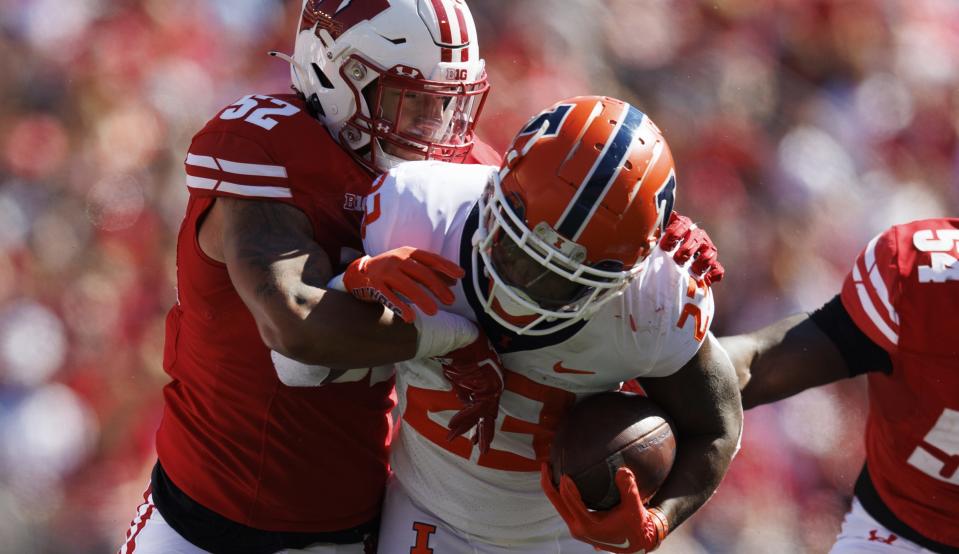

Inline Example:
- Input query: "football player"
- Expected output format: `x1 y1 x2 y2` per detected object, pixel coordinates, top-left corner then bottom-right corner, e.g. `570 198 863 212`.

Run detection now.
343 96 743 553
118 1 509 553
720 218 959 554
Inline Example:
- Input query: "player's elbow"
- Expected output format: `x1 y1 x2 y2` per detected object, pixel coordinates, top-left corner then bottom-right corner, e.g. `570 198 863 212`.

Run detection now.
254 308 357 367
256 318 326 362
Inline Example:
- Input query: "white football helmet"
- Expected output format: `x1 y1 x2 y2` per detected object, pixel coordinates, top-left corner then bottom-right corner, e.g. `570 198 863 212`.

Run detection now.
279 0 489 173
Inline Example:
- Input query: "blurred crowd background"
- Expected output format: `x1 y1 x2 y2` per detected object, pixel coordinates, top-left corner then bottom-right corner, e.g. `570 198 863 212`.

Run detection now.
0 0 956 552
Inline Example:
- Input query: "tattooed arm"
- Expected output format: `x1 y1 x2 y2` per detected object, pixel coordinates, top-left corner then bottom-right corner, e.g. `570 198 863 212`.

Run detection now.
205 197 419 369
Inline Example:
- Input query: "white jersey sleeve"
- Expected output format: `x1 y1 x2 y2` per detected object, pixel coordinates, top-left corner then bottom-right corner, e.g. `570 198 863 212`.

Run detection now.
361 160 496 258
614 246 715 378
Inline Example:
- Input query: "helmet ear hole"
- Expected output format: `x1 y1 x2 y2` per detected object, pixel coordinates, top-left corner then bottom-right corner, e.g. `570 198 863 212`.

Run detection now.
311 63 335 90
360 80 379 116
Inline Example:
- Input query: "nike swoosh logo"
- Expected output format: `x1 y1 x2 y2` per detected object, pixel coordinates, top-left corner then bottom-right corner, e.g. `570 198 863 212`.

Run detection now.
587 537 632 549
553 362 595 375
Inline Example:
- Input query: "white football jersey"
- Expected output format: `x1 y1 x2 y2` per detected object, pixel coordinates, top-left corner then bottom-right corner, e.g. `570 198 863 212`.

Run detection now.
365 160 714 544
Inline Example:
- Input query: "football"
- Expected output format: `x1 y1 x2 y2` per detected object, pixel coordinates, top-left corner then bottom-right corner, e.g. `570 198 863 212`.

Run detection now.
549 391 676 511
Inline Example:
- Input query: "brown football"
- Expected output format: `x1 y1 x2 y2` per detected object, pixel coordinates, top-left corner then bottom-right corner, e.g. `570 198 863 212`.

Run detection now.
549 391 676 510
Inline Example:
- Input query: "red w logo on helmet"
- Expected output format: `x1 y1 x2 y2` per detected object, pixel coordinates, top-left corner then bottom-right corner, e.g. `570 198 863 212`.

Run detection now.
300 0 390 39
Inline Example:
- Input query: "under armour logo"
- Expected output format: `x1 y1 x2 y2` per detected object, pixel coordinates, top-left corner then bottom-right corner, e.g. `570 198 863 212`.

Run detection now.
391 65 422 79
867 530 897 545
375 120 392 133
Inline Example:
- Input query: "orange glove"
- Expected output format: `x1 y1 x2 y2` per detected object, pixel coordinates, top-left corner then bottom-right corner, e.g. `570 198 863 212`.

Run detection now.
342 246 464 323
435 330 504 454
659 212 724 285
541 465 668 553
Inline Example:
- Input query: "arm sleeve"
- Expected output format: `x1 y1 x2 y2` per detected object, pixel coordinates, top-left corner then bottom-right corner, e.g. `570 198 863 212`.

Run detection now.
809 294 893 376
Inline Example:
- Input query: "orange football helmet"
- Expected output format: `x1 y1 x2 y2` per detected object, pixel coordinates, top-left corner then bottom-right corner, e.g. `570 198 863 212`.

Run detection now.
472 96 677 335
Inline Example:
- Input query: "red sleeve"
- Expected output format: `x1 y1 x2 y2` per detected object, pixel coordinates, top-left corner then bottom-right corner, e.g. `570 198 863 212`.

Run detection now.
184 132 297 203
840 227 902 353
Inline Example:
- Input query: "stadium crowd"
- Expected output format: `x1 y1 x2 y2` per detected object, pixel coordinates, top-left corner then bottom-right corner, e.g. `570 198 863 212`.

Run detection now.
0 0 956 552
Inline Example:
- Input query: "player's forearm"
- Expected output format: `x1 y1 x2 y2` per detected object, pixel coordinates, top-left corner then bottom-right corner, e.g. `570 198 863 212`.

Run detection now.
650 429 740 530
639 336 743 534
732 314 848 409
261 285 419 369
230 252 419 368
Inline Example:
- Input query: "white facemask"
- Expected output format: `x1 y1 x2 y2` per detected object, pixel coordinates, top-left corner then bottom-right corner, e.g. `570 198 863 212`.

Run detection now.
487 280 538 318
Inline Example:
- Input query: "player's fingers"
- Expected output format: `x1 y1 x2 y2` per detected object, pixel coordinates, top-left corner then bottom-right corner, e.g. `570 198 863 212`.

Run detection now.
690 246 717 276
706 261 726 284
385 274 439 316
376 289 415 324
540 464 577 524
540 463 561 497
675 233 705 263
559 475 597 525
477 416 494 454
660 213 691 251
409 249 466 280
613 467 645 512
447 403 481 441
399 259 457 305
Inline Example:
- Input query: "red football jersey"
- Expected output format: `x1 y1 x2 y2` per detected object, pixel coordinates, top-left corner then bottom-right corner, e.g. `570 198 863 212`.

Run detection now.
840 217 959 547
156 93 501 533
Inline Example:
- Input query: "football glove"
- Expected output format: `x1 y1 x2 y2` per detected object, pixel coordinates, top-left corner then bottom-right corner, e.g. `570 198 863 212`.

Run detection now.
340 246 464 324
435 330 504 454
541 465 668 554
660 212 725 285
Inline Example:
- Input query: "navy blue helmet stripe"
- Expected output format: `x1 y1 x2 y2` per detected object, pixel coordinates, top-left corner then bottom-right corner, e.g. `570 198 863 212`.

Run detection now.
555 105 646 240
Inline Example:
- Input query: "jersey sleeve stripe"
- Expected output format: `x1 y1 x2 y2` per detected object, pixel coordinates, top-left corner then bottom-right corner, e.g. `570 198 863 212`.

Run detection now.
186 175 293 198
863 234 899 325
186 175 217 190
217 181 293 199
185 153 218 170
851 262 899 346
186 153 289 179
217 159 288 178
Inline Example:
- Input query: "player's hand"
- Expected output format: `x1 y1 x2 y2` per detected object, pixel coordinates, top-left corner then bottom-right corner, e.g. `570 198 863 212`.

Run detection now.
541 465 668 554
435 331 504 454
659 212 725 285
341 246 465 323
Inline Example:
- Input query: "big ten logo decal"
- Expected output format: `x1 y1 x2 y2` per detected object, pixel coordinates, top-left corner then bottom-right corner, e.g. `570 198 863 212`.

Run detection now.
403 369 576 471
219 95 300 131
907 408 959 485
445 68 469 81
676 275 710 342
914 228 959 283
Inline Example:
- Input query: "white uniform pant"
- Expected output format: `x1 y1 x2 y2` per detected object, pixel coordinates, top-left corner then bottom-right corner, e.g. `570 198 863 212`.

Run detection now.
117 486 367 554
376 475 606 553
830 498 941 554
